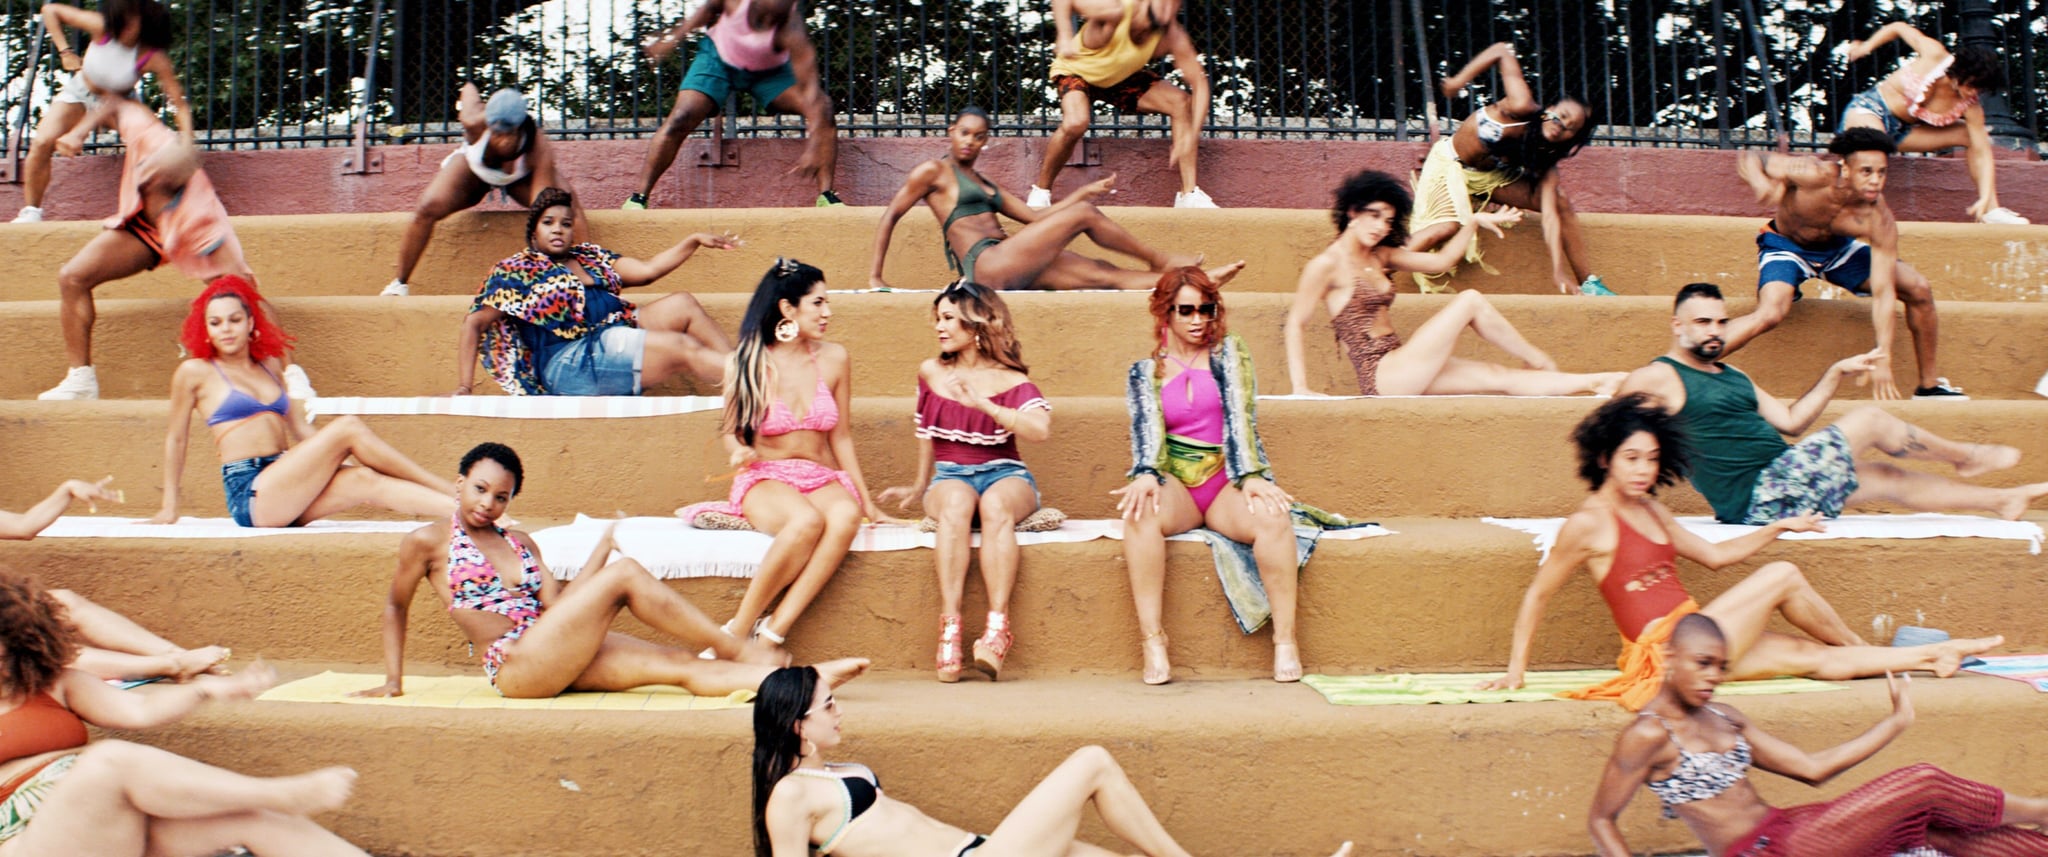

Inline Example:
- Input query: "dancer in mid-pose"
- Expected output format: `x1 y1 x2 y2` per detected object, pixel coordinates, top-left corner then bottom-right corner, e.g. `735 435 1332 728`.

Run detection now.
626 0 840 209
871 107 1239 291
751 665 1355 857
1589 613 2048 855
877 284 1054 682
152 277 453 527
1030 0 1216 209
1478 394 2001 710
1285 171 1625 397
1842 21 2026 224
1410 42 1605 296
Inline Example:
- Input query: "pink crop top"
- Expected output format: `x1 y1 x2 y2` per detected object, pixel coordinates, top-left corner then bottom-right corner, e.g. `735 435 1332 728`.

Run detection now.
1894 55 1978 127
708 0 790 72
1160 355 1223 443
914 377 1050 466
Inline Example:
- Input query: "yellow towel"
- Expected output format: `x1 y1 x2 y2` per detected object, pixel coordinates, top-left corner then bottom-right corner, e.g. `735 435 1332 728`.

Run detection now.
257 671 754 711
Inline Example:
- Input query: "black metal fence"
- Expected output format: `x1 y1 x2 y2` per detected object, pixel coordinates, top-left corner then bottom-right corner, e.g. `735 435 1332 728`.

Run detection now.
2 0 2043 160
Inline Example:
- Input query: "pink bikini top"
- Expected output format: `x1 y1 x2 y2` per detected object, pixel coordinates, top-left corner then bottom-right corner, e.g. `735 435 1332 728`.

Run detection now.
759 350 839 437
1894 55 1978 127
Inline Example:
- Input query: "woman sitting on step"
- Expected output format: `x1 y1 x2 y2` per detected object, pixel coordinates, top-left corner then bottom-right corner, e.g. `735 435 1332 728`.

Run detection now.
1284 170 1626 398
355 443 866 699
150 277 455 528
876 283 1055 682
457 187 737 396
750 665 1354 857
0 572 371 855
677 259 900 652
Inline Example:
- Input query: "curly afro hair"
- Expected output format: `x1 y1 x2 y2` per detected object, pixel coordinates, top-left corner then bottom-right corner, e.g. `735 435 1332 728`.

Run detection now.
1948 45 2006 93
1331 170 1414 246
525 186 576 249
1572 393 1690 492
1829 126 1898 158
459 442 525 496
0 572 80 697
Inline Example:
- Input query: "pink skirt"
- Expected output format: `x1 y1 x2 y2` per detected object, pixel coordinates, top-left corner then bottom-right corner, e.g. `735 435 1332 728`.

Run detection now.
679 457 859 519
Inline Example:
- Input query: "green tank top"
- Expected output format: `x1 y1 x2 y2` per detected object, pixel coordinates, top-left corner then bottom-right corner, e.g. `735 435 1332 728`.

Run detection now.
1656 356 1790 523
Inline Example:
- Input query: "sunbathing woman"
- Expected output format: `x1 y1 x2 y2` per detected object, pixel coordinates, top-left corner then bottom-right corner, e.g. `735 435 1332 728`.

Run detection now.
876 283 1054 682
355 443 863 699
751 665 1354 857
1478 395 2002 710
1413 42 1606 295
1842 22 2026 224
1286 171 1626 397
677 260 899 651
1590 613 2048 856
869 106 1241 291
458 187 736 396
149 277 454 528
0 572 369 855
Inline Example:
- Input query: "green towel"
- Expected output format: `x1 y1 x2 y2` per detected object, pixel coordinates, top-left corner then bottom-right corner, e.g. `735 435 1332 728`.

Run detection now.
1301 670 1844 706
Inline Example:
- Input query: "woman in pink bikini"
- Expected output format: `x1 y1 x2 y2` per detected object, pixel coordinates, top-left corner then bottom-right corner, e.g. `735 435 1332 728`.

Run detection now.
678 260 899 653
1841 22 2025 224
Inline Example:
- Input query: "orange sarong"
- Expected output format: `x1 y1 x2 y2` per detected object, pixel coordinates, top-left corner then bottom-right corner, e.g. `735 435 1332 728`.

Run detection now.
1559 598 1701 711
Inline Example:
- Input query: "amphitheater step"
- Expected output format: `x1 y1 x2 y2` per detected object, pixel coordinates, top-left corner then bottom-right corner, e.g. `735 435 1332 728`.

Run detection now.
1 210 2043 301
6 293 2046 401
127 663 2048 857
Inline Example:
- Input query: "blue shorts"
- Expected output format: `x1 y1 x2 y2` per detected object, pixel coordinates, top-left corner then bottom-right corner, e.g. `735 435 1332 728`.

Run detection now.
1741 426 1860 525
930 459 1039 503
541 326 645 396
221 454 280 528
1841 86 1910 145
1756 227 1871 299
681 38 796 109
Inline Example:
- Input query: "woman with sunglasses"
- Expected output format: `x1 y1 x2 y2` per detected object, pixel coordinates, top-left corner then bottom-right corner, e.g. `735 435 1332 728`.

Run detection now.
1285 171 1625 397
1411 42 1607 296
750 665 1354 857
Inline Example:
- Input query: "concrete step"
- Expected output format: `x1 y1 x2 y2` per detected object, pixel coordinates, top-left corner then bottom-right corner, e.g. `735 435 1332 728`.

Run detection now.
5 398 2046 521
8 517 2041 677
124 662 2048 856
7 293 2046 401
2 209 2044 301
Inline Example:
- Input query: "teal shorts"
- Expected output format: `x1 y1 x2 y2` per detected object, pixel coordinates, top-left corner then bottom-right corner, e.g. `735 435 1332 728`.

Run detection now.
682 38 796 110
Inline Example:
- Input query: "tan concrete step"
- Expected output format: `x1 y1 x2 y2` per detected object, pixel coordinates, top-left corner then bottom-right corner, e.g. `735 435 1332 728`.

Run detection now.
4 399 2046 522
126 663 2048 856
2 210 2043 301
7 517 2041 677
7 293 2045 401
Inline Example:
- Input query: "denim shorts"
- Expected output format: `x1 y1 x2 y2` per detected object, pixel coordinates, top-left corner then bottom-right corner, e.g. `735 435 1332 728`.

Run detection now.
930 459 1038 502
542 326 645 396
221 454 280 527
1841 86 1910 145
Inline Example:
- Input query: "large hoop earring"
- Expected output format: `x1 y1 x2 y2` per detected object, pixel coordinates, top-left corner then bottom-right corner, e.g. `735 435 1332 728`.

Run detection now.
799 738 816 758
775 319 799 342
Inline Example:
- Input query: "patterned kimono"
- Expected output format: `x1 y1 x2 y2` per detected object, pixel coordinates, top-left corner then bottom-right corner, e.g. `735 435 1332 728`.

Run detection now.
474 245 638 395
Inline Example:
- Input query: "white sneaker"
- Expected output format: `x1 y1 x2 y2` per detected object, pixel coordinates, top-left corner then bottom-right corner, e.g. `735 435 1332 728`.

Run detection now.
1026 186 1052 210
1911 377 1969 400
37 366 99 400
1979 207 2030 225
379 279 410 297
10 206 43 223
1174 187 1218 209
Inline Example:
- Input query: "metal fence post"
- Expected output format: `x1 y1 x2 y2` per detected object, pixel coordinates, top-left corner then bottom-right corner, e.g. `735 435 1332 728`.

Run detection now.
1710 0 1732 148
343 0 386 174
0 20 46 184
1959 0 2037 149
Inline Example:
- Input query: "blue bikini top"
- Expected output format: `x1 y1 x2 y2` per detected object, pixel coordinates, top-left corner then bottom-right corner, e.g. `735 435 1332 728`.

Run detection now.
205 361 290 427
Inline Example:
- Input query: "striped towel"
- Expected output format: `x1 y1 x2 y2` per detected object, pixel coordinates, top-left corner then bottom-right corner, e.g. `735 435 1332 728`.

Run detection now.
1301 670 1843 706
306 396 722 419
36 516 424 539
1962 654 2048 693
1484 514 2045 562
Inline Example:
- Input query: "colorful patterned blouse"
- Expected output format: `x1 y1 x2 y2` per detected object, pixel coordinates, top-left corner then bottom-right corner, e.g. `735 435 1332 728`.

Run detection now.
474 244 639 395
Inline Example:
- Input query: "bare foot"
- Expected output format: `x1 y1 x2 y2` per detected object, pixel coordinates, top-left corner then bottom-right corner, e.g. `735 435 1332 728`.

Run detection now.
1204 259 1246 287
1993 483 2048 521
737 637 791 668
169 645 232 681
1590 372 1628 397
1140 631 1171 686
1958 444 2021 479
1158 252 1204 272
276 767 358 816
1330 843 1355 857
1932 635 2004 678
1273 641 1303 683
815 657 871 688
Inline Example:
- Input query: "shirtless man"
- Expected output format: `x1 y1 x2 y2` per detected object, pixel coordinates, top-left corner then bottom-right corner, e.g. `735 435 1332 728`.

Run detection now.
380 85 582 297
625 0 839 209
871 106 1238 291
1028 0 1214 209
1726 127 1959 400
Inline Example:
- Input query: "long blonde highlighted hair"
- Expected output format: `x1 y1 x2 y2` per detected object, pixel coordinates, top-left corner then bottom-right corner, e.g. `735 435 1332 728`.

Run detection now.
724 258 827 446
935 282 1028 374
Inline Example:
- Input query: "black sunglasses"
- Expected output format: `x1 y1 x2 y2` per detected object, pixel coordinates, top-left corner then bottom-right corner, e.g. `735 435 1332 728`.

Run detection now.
1175 302 1219 318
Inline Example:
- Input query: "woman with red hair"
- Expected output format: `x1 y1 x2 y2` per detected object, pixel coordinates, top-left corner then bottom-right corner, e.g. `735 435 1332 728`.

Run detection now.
148 277 453 528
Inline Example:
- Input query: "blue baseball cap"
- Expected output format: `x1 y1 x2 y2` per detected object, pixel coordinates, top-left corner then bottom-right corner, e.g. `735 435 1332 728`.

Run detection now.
484 89 529 132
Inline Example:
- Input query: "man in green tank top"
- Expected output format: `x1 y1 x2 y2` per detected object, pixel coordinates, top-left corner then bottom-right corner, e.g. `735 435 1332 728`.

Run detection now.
1617 283 2046 524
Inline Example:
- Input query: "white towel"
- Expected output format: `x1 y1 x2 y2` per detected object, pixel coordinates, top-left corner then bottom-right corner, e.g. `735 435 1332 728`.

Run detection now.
35 516 425 539
1258 394 1602 401
306 396 722 419
1482 513 2046 563
2035 369 2048 398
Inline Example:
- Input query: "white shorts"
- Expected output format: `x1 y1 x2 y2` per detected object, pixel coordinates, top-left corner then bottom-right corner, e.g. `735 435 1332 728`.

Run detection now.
52 72 101 108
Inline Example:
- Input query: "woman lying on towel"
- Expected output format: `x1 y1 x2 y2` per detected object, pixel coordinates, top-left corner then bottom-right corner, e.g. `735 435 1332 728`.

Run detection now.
150 277 454 528
1590 614 2048 856
0 572 370 855
1283 170 1625 397
354 443 869 700
750 665 1353 857
876 283 1055 682
1478 394 2002 709
677 259 902 653
0 476 122 539
457 187 738 396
